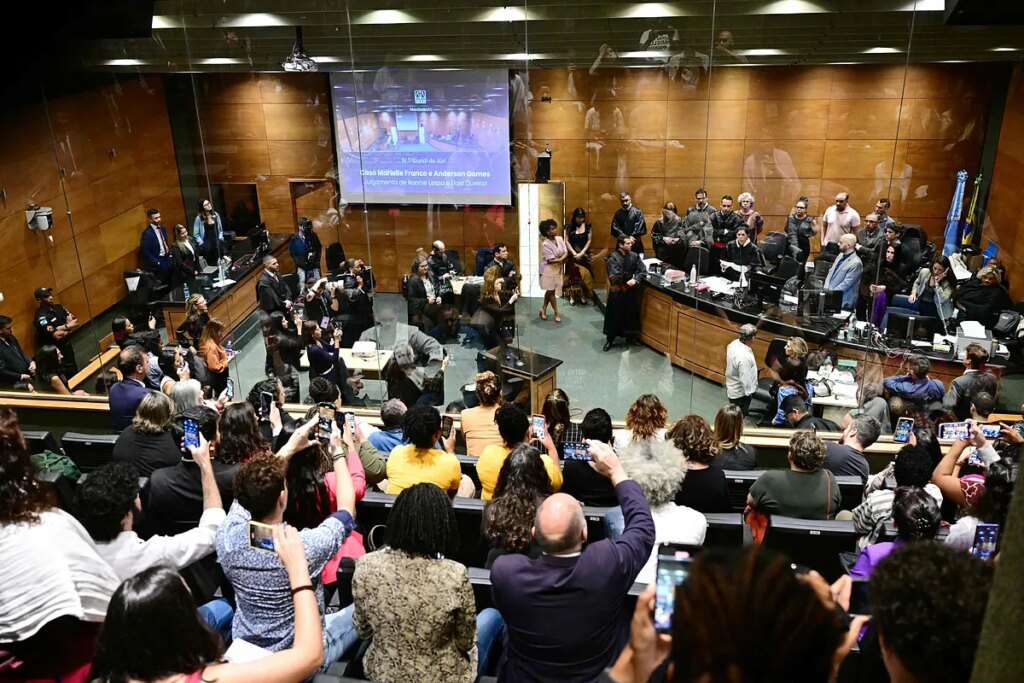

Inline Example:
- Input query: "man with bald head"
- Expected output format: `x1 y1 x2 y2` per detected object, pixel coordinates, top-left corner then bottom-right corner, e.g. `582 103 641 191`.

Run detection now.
491 440 655 681
824 233 863 312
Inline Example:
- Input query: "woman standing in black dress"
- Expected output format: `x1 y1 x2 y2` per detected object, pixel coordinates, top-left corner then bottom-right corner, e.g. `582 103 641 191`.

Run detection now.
564 207 605 311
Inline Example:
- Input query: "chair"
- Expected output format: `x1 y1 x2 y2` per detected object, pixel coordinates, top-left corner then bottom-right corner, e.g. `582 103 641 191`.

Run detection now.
723 470 764 511
703 512 745 549
21 430 63 455
900 237 922 272
281 273 300 299
682 244 710 276
759 232 788 265
835 475 865 511
762 516 858 582
445 249 465 276
61 432 119 473
773 256 801 282
475 247 495 276
123 269 164 327
901 224 924 243
34 471 77 512
326 242 347 273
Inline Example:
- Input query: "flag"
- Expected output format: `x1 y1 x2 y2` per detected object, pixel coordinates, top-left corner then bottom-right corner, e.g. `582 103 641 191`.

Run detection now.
961 172 983 249
943 169 968 256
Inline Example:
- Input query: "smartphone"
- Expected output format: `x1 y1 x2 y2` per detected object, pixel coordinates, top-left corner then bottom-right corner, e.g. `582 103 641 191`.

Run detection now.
971 523 1000 561
562 442 592 461
318 404 337 446
893 417 914 443
848 579 871 615
248 521 276 553
653 544 697 633
259 391 274 422
225 377 234 399
183 418 200 451
344 411 356 432
938 421 970 440
441 415 454 439
320 315 330 329
979 424 1002 439
532 414 546 440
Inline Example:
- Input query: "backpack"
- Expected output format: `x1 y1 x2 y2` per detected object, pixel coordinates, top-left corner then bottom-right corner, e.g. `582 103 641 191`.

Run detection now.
31 450 81 483
994 310 1021 338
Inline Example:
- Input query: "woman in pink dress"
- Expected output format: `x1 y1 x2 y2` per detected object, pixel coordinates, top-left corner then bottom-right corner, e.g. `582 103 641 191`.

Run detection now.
538 219 568 323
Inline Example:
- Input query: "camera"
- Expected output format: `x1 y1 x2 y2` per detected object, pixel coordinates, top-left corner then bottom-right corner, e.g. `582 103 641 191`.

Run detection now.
26 204 53 231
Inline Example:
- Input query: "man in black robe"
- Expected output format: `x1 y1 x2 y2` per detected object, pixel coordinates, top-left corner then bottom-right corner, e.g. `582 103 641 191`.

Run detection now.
610 192 647 255
603 236 648 351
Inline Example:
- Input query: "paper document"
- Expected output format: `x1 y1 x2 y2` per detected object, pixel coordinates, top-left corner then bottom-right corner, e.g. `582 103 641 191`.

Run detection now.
911 340 932 348
782 294 798 304
832 311 852 320
719 260 749 274
959 321 987 337
224 639 273 664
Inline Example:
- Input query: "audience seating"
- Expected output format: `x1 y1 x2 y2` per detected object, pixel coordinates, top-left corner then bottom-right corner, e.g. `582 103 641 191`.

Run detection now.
34 471 78 512
879 519 950 542
21 430 63 455
60 432 119 473
723 470 863 512
762 516 858 582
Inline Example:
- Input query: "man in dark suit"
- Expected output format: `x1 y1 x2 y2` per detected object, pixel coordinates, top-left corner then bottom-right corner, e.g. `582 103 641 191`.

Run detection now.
0 315 34 390
780 394 840 432
108 345 152 432
487 242 519 292
140 208 173 283
256 255 293 315
491 440 655 681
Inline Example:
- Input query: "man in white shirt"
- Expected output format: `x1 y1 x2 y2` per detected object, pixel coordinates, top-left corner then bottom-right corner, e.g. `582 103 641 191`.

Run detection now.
821 192 861 246
725 324 758 416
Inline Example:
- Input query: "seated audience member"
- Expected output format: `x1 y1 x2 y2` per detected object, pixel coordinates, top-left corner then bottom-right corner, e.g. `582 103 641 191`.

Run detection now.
944 342 990 419
145 407 236 536
32 344 82 395
428 304 485 349
869 543 995 683
883 355 945 406
542 388 581 456
668 415 731 513
459 371 504 456
780 393 841 432
851 445 942 548
307 377 386 487
367 398 408 454
0 314 35 390
611 430 706 584
109 345 154 432
277 418 365 588
216 421 359 671
385 342 447 407
823 414 879 480
748 430 841 519
93 370 119 396
157 346 189 395
484 444 552 567
247 377 295 441
969 390 996 422
490 441 655 682
613 393 669 448
605 547 862 683
561 408 619 506
842 381 891 433
849 487 941 580
929 423 1004 518
712 404 758 470
111 315 156 347
170 378 205 413
217 402 271 465
353 483 504 683
477 403 562 500
944 459 1016 552
0 408 120 679
384 403 464 496
720 225 759 281
112 391 182 476
771 357 812 426
953 264 1012 328
88 546 327 683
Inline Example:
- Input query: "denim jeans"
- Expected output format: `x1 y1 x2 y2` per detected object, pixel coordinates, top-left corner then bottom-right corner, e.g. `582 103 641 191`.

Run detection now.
197 598 234 642
604 506 625 540
476 607 504 679
320 604 359 671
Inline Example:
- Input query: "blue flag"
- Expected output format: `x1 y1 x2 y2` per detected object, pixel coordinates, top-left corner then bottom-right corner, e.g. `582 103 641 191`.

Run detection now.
943 170 968 256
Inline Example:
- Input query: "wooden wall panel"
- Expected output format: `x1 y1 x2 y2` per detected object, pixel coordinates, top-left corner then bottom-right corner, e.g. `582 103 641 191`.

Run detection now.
986 64 1024 301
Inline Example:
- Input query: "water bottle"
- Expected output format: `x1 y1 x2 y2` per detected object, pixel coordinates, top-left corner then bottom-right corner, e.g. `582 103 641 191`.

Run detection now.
821 355 832 378
182 282 190 299
739 269 747 289
689 264 697 285
225 340 233 356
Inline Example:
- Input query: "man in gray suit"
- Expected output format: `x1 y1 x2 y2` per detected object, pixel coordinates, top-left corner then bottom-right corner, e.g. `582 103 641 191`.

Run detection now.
824 234 863 311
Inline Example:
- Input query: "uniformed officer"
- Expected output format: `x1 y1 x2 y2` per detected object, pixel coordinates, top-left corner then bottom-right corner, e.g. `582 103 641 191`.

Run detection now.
33 287 79 376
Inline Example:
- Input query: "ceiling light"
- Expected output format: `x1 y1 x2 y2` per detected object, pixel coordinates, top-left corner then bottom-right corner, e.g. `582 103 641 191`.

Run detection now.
621 50 672 59
151 15 181 29
198 58 242 65
759 1 828 14
616 3 684 18
742 49 789 56
991 47 1019 52
219 13 290 28
502 53 548 60
103 59 147 66
862 47 902 54
282 27 318 72
354 10 419 24
404 55 446 62
478 7 529 21
900 0 943 10
310 56 345 63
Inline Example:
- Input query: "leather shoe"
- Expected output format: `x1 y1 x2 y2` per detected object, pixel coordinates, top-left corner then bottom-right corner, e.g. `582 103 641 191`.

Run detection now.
603 340 614 352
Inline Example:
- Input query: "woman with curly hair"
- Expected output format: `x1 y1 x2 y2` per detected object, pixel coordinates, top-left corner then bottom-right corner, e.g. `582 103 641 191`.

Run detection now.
613 394 668 449
216 402 270 465
748 430 840 519
460 371 504 456
483 444 553 568
668 415 731 513
609 434 707 584
0 407 120 679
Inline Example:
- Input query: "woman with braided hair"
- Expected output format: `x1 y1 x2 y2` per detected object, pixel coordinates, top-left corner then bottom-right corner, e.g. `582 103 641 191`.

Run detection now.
849 486 941 579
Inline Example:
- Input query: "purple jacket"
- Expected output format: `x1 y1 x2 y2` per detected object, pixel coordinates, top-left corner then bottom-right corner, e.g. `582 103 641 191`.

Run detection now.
491 480 655 682
850 541 900 579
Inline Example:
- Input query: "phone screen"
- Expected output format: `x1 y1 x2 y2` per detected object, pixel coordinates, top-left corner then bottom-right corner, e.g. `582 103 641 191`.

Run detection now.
532 414 546 440
562 442 592 461
183 418 200 451
441 415 454 439
971 523 1000 561
260 391 274 422
938 422 970 440
225 377 234 399
893 417 914 443
248 521 276 553
654 544 696 633
980 424 1002 439
319 404 337 446
320 315 330 329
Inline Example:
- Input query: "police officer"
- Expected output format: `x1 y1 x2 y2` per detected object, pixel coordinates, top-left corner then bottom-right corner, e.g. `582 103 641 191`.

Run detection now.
33 287 79 376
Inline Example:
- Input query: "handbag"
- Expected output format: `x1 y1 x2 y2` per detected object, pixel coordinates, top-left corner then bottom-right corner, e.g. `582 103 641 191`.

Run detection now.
742 503 770 544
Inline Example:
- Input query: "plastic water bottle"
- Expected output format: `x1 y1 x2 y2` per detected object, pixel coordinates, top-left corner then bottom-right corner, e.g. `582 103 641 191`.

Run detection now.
182 282 190 299
689 264 697 285
739 270 747 289
225 340 233 356
821 355 832 378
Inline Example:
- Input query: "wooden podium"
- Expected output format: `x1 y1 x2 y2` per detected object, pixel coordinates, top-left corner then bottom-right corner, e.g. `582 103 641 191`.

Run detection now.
489 346 562 414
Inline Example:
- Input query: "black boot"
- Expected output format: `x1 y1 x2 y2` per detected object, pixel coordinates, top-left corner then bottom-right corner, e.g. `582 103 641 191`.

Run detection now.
591 290 606 314
603 338 614 352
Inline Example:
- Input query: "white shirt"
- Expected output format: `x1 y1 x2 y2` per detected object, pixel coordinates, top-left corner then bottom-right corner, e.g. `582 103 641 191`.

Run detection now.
725 339 758 400
637 503 707 585
97 507 226 581
0 509 120 641
821 206 861 245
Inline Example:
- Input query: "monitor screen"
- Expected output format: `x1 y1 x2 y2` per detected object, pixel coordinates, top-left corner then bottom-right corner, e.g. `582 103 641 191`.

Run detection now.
797 288 843 317
748 272 786 305
330 69 511 205
887 313 938 341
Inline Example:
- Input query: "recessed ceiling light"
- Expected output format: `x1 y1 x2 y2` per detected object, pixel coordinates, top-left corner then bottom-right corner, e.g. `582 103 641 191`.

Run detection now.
621 50 673 59
760 1 828 14
310 56 345 63
478 7 529 21
616 3 684 18
354 10 419 24
502 53 548 61
218 13 290 28
198 58 242 65
103 59 147 66
404 55 446 62
862 47 902 54
991 47 1019 52
742 49 789 56
151 15 181 29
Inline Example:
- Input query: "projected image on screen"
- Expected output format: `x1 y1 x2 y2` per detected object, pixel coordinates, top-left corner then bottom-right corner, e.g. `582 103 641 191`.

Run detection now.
331 69 511 205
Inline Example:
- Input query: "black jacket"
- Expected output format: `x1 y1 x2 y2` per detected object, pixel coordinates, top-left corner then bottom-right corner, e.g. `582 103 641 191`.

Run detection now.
143 459 240 536
0 334 32 386
711 211 747 245
257 271 291 314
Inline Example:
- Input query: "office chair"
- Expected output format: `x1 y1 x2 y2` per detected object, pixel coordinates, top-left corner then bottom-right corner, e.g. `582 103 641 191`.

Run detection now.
759 232 788 266
682 244 710 276
475 247 496 276
445 249 465 276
